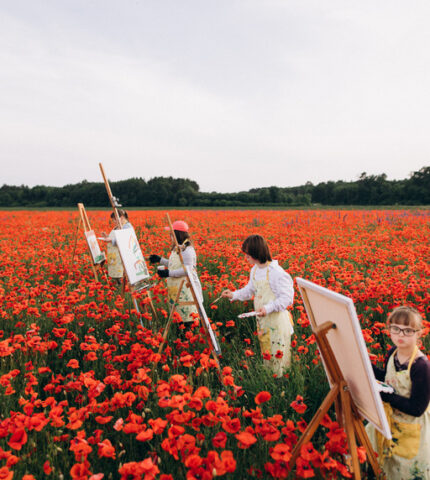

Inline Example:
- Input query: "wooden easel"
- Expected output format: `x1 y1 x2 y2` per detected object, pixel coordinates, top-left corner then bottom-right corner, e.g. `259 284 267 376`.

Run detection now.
158 213 221 373
99 163 157 323
288 317 381 479
70 203 106 282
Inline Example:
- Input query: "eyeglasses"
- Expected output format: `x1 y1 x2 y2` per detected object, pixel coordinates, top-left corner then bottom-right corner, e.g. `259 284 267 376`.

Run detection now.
388 325 420 337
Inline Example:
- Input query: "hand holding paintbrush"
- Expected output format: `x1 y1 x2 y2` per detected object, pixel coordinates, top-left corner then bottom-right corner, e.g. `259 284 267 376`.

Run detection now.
211 289 234 304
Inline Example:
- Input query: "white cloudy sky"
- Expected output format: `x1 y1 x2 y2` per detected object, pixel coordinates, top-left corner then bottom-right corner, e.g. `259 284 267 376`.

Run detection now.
0 1 429 192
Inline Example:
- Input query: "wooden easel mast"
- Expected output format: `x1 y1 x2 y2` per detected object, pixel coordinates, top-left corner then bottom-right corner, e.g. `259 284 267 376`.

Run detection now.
99 163 122 228
98 163 157 322
288 312 381 479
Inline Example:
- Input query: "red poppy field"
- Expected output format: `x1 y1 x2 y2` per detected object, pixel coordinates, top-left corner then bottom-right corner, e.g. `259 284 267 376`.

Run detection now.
0 210 429 480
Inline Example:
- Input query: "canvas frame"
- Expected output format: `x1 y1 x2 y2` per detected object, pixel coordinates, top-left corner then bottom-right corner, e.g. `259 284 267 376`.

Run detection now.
84 230 105 265
114 228 150 289
184 265 221 355
296 277 391 439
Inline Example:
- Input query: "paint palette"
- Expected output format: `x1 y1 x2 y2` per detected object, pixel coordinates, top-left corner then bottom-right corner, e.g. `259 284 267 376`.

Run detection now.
238 311 258 318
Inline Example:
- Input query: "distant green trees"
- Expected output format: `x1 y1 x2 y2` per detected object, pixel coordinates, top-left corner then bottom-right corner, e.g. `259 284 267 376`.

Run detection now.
1 166 428 207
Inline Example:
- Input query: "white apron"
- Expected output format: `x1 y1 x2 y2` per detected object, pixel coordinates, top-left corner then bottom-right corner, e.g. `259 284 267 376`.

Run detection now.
166 249 199 323
366 346 430 479
107 230 123 279
253 265 293 376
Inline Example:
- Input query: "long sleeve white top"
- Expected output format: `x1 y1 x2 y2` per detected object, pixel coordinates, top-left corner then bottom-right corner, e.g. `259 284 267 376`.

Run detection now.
160 246 203 303
109 222 134 246
160 246 197 277
231 260 294 315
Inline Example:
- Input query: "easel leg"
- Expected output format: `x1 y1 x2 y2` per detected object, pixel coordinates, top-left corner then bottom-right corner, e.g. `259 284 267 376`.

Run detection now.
211 350 222 377
289 384 340 469
157 306 177 356
353 416 381 477
91 263 99 282
334 396 343 426
340 384 361 480
132 296 143 327
144 289 158 321
158 280 185 356
99 264 110 285
70 217 82 273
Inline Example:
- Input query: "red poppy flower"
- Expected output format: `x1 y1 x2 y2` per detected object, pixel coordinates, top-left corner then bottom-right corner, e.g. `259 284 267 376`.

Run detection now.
43 460 53 474
0 467 13 480
94 416 113 425
136 429 154 442
296 457 315 478
291 395 307 414
235 431 257 449
255 391 271 405
222 418 241 434
67 359 79 369
98 439 116 459
7 428 28 451
270 443 291 462
212 431 227 449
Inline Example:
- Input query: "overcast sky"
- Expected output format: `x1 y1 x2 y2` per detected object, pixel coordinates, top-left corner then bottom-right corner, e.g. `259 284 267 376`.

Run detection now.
1 1 429 192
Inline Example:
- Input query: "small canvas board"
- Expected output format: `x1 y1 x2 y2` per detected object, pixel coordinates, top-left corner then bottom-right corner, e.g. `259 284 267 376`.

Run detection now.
84 230 106 265
296 277 391 439
185 265 221 356
114 228 150 287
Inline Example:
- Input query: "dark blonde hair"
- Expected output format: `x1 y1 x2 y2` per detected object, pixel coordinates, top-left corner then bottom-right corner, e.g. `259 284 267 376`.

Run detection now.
242 235 272 264
171 230 192 250
110 209 128 220
387 306 423 330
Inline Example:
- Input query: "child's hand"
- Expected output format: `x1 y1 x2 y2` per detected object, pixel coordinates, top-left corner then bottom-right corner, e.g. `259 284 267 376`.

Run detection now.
149 254 161 264
99 232 111 242
221 290 233 299
256 307 267 317
157 269 169 279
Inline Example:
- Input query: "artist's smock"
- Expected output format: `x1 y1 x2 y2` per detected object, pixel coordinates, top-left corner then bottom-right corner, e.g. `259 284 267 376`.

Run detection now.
161 245 202 323
231 261 294 314
232 261 294 376
106 222 134 279
366 347 430 479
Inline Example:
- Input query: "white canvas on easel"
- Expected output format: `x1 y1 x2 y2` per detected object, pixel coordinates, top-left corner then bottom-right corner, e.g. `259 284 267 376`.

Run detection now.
296 277 391 439
185 265 221 355
84 230 105 264
114 228 150 287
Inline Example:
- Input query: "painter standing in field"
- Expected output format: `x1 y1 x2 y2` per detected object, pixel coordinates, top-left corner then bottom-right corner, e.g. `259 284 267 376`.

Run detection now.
100 210 134 284
366 306 430 479
222 234 294 376
149 220 203 327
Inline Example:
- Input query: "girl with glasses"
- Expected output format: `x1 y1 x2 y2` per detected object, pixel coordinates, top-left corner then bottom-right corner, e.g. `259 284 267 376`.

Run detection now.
366 306 430 479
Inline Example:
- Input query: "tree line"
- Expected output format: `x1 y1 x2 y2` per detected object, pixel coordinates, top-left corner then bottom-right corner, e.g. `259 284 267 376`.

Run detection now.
1 166 428 207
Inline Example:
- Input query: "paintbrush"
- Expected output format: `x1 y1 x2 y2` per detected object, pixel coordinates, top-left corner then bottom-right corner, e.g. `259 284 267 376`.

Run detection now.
210 295 223 305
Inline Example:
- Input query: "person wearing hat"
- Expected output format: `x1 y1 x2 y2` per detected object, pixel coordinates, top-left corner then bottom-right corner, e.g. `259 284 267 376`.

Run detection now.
149 220 203 326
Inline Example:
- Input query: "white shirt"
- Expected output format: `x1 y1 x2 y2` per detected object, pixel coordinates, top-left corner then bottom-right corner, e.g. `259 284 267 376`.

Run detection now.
231 260 294 315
